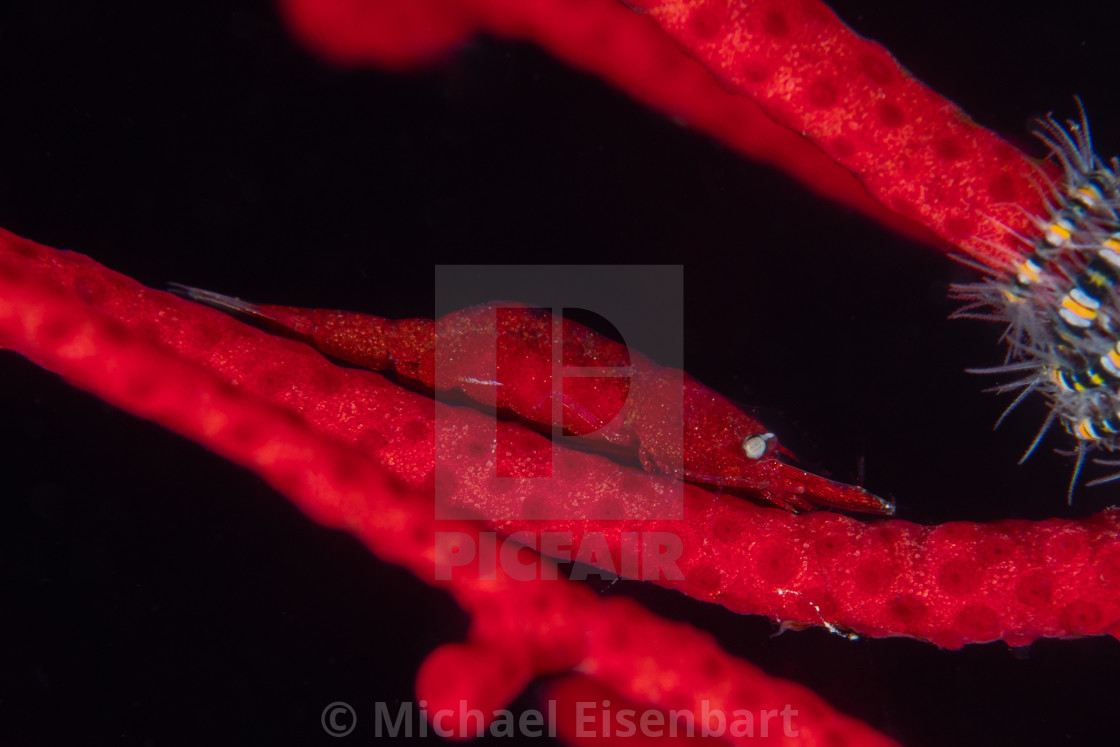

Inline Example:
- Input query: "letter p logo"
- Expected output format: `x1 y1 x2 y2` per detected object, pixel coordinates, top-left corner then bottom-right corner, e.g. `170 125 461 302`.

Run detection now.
434 265 684 521
494 306 633 478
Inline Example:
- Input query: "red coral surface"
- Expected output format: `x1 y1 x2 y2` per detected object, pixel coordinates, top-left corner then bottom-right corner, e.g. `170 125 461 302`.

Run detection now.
5 229 1120 650
629 0 1045 265
280 0 944 249
280 0 1047 267
0 231 904 746
6 2 1120 746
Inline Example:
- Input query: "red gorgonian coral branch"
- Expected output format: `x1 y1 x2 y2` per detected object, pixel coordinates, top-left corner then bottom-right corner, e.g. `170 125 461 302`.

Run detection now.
627 0 1046 265
267 0 1119 647
0 232 903 747
280 0 1047 267
5 231 1119 652
6 0 1111 743
280 0 940 246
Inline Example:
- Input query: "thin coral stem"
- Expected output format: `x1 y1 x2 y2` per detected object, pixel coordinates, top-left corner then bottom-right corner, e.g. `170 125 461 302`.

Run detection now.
279 0 945 249
0 231 901 747
627 0 1046 265
281 0 1049 268
4 230 1119 652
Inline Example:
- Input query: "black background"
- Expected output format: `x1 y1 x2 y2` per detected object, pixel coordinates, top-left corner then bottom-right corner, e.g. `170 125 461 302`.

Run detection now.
3 1 1120 744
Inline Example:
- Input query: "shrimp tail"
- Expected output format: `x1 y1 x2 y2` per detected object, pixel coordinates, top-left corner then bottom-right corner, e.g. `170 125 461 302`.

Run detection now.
168 282 322 341
168 283 279 325
168 283 410 377
175 291 893 515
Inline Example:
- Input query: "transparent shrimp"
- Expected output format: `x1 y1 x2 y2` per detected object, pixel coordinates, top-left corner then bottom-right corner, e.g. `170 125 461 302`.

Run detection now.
170 285 894 515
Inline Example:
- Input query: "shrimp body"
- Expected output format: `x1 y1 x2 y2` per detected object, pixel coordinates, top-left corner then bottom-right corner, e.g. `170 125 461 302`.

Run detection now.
172 288 893 515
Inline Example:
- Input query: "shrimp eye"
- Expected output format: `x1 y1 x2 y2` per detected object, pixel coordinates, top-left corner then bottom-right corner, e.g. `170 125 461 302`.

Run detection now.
742 432 776 460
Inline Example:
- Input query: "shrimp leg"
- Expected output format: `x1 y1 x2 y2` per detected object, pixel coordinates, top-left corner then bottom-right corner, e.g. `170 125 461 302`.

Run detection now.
170 287 894 515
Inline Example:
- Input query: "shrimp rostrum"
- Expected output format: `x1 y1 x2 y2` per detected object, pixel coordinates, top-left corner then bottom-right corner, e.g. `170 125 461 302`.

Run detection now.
170 287 894 516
